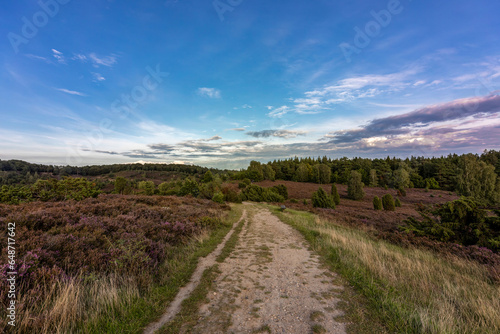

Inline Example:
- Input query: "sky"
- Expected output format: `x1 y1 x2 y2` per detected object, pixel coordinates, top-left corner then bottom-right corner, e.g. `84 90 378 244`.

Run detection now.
1 0 500 169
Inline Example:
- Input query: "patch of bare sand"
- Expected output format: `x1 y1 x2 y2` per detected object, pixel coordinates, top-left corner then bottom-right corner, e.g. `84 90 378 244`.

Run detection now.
189 206 346 334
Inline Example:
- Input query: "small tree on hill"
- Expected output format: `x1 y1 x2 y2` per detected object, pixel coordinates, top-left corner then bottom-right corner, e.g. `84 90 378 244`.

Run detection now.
202 171 214 183
373 196 382 210
114 177 128 194
347 171 365 200
382 194 395 211
395 198 402 207
331 184 340 205
312 187 335 209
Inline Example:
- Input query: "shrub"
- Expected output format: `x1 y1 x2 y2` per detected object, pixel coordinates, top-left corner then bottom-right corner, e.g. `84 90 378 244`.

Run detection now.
114 177 128 194
395 198 402 207
202 171 214 183
303 199 308 205
271 184 288 200
238 182 247 189
373 196 383 210
138 181 155 196
212 191 225 204
243 178 251 186
347 171 365 200
289 198 299 203
331 184 340 205
178 178 200 197
241 184 284 203
382 194 395 211
398 187 407 197
312 187 335 209
221 187 241 203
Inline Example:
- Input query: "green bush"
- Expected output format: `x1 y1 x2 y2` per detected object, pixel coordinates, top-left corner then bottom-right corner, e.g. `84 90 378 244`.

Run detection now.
241 184 284 203
138 181 155 195
402 197 500 251
178 178 200 197
331 184 340 205
395 198 402 207
271 184 288 200
212 191 225 204
289 198 299 203
382 194 395 211
243 178 251 186
238 182 247 189
373 196 382 210
312 187 335 209
221 187 241 203
347 171 365 200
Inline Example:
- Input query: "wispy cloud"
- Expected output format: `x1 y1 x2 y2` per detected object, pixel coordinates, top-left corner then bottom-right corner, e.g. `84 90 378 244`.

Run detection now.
89 53 117 67
197 87 221 99
246 129 306 138
52 49 65 63
230 128 246 131
92 72 106 81
55 88 87 96
267 106 290 118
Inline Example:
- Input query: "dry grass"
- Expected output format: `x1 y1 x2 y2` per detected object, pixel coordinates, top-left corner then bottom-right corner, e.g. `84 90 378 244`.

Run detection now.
274 208 500 333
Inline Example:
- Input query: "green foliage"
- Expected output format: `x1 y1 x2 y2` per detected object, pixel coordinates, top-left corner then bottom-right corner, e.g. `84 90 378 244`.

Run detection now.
212 191 225 204
395 198 402 207
243 178 251 186
397 187 407 197
238 182 247 189
373 196 382 210
247 161 264 181
179 178 200 197
262 164 276 181
241 184 285 203
382 194 395 211
347 171 365 200
202 171 214 183
314 164 331 184
402 198 500 251
425 177 440 190
456 154 499 205
369 169 378 187
312 187 335 209
221 186 241 203
114 177 128 194
199 181 219 200
138 181 155 195
331 184 340 205
158 181 180 196
271 184 288 200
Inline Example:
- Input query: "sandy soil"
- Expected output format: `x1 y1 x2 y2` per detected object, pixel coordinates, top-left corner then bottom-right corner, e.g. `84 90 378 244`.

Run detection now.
185 205 346 334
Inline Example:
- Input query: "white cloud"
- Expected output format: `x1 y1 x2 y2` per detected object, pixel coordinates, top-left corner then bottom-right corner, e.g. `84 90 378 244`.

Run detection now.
55 88 87 96
92 72 106 81
197 87 221 99
72 54 87 62
267 106 290 118
52 49 65 63
89 53 117 67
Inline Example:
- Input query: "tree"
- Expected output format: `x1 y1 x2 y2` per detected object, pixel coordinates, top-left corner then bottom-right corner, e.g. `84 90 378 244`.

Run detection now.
263 164 276 181
456 154 499 205
331 184 340 205
179 177 200 197
247 161 264 181
202 171 214 183
369 169 378 187
114 177 128 194
373 196 382 210
393 163 410 190
347 171 365 200
314 164 331 184
395 198 402 207
312 187 335 209
295 163 310 182
382 194 395 211
138 181 155 195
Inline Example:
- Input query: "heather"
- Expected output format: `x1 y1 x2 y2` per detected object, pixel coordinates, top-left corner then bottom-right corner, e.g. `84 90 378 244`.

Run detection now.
0 194 230 332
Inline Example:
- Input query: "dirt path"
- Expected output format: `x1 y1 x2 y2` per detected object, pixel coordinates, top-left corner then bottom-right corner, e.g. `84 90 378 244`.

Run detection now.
185 205 346 334
143 210 248 334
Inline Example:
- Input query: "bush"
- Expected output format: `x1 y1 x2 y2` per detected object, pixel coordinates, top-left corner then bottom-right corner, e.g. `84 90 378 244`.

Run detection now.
212 191 225 204
398 187 407 197
395 198 402 207
347 171 365 200
289 198 299 203
138 181 155 196
402 198 500 251
331 184 340 205
221 187 241 203
373 196 383 210
243 178 251 186
382 194 395 211
312 187 335 209
241 184 284 203
178 178 200 197
238 182 247 189
271 184 288 200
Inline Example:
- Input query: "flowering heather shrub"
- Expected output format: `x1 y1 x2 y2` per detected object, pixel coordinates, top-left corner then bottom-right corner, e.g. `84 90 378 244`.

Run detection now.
0 194 229 323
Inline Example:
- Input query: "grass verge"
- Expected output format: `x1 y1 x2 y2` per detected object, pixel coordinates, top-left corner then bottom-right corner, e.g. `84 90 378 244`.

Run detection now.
78 204 244 334
268 205 500 334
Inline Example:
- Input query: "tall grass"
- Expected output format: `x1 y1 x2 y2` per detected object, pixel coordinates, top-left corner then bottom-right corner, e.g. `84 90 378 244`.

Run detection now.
272 207 500 334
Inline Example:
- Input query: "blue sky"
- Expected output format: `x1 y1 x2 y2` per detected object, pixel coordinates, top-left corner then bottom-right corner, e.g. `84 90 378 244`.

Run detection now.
1 0 500 169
